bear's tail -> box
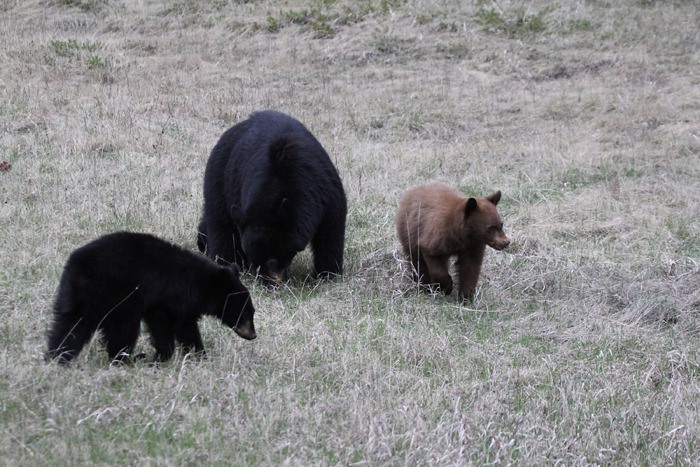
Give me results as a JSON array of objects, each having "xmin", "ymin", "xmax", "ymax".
[{"xmin": 268, "ymin": 133, "xmax": 305, "ymax": 167}]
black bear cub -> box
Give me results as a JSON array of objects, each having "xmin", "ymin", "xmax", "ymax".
[
  {"xmin": 46, "ymin": 232, "xmax": 257, "ymax": 365},
  {"xmin": 197, "ymin": 110, "xmax": 347, "ymax": 285}
]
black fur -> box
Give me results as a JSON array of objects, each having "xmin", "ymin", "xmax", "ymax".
[
  {"xmin": 46, "ymin": 232, "xmax": 257, "ymax": 365},
  {"xmin": 197, "ymin": 110, "xmax": 347, "ymax": 282}
]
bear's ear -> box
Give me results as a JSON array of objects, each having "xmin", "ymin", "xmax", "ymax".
[
  {"xmin": 465, "ymin": 197, "xmax": 479, "ymax": 217},
  {"xmin": 486, "ymin": 191, "xmax": 502, "ymax": 206}
]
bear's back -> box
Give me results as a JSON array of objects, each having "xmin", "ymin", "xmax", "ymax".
[
  {"xmin": 222, "ymin": 111, "xmax": 335, "ymax": 186},
  {"xmin": 398, "ymin": 183, "xmax": 466, "ymax": 228},
  {"xmin": 397, "ymin": 183, "xmax": 467, "ymax": 253},
  {"xmin": 67, "ymin": 232, "xmax": 217, "ymax": 285}
]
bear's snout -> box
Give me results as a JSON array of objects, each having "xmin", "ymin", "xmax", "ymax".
[
  {"xmin": 255, "ymin": 259, "xmax": 286, "ymax": 289},
  {"xmin": 489, "ymin": 237, "xmax": 511, "ymax": 251},
  {"xmin": 235, "ymin": 320, "xmax": 257, "ymax": 340}
]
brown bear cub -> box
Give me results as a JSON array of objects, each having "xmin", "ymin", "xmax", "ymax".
[{"xmin": 396, "ymin": 183, "xmax": 511, "ymax": 301}]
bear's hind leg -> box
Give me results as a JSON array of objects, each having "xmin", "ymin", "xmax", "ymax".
[
  {"xmin": 46, "ymin": 313, "xmax": 93, "ymax": 364},
  {"xmin": 46, "ymin": 281, "xmax": 96, "ymax": 364},
  {"xmin": 409, "ymin": 249, "xmax": 430, "ymax": 283},
  {"xmin": 423, "ymin": 254, "xmax": 453, "ymax": 295}
]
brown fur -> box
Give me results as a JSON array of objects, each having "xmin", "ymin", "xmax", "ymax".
[{"xmin": 396, "ymin": 183, "xmax": 511, "ymax": 301}]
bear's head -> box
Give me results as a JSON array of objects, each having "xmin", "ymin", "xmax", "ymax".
[
  {"xmin": 217, "ymin": 264, "xmax": 257, "ymax": 340},
  {"xmin": 464, "ymin": 191, "xmax": 511, "ymax": 251},
  {"xmin": 231, "ymin": 198, "xmax": 306, "ymax": 286}
]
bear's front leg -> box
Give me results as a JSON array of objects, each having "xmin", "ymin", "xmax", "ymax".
[
  {"xmin": 145, "ymin": 311, "xmax": 177, "ymax": 363},
  {"xmin": 312, "ymin": 214, "xmax": 345, "ymax": 279},
  {"xmin": 101, "ymin": 315, "xmax": 141, "ymax": 365},
  {"xmin": 456, "ymin": 249, "xmax": 485, "ymax": 301},
  {"xmin": 423, "ymin": 254, "xmax": 453, "ymax": 295},
  {"xmin": 206, "ymin": 219, "xmax": 249, "ymax": 268},
  {"xmin": 175, "ymin": 318, "xmax": 206, "ymax": 357}
]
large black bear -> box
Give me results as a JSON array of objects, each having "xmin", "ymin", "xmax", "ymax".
[
  {"xmin": 46, "ymin": 232, "xmax": 257, "ymax": 365},
  {"xmin": 197, "ymin": 110, "xmax": 347, "ymax": 285}
]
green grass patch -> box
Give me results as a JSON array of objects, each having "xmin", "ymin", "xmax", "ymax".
[{"xmin": 476, "ymin": 6, "xmax": 549, "ymax": 37}]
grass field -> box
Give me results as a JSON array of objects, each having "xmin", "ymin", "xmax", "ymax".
[{"xmin": 1, "ymin": 0, "xmax": 699, "ymax": 464}]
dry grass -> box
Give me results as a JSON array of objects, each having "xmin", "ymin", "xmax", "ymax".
[{"xmin": 1, "ymin": 0, "xmax": 699, "ymax": 464}]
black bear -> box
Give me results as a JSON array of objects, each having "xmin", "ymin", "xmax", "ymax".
[
  {"xmin": 197, "ymin": 110, "xmax": 347, "ymax": 285},
  {"xmin": 46, "ymin": 232, "xmax": 257, "ymax": 365}
]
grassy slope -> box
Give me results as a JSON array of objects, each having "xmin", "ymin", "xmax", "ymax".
[{"xmin": 1, "ymin": 0, "xmax": 699, "ymax": 464}]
